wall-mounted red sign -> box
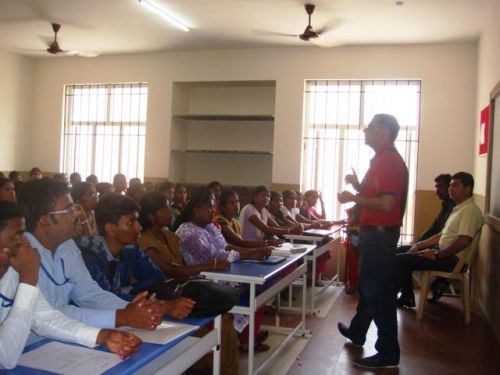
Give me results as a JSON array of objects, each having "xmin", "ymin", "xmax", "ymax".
[{"xmin": 479, "ymin": 105, "xmax": 489, "ymax": 155}]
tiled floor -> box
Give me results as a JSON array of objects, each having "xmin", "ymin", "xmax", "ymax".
[{"xmin": 287, "ymin": 290, "xmax": 500, "ymax": 375}]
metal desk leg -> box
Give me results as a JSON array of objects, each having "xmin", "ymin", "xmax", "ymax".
[
  {"xmin": 248, "ymin": 283, "xmax": 256, "ymax": 375},
  {"xmin": 310, "ymin": 252, "xmax": 316, "ymax": 314},
  {"xmin": 213, "ymin": 315, "xmax": 221, "ymax": 375},
  {"xmin": 302, "ymin": 261, "xmax": 307, "ymax": 329}
]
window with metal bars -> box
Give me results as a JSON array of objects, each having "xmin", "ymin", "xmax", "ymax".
[
  {"xmin": 61, "ymin": 83, "xmax": 148, "ymax": 183},
  {"xmin": 302, "ymin": 80, "xmax": 421, "ymax": 243}
]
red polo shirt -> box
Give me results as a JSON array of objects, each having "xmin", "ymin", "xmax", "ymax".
[{"xmin": 359, "ymin": 146, "xmax": 408, "ymax": 226}]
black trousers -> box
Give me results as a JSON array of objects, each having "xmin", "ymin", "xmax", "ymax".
[{"xmin": 394, "ymin": 253, "xmax": 458, "ymax": 298}]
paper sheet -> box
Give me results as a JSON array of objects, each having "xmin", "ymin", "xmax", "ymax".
[
  {"xmin": 18, "ymin": 341, "xmax": 122, "ymax": 375},
  {"xmin": 119, "ymin": 321, "xmax": 198, "ymax": 345}
]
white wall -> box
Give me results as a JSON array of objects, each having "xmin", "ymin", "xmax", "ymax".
[
  {"xmin": 474, "ymin": 0, "xmax": 500, "ymax": 197},
  {"xmin": 30, "ymin": 43, "xmax": 477, "ymax": 187},
  {"xmin": 0, "ymin": 50, "xmax": 34, "ymax": 170}
]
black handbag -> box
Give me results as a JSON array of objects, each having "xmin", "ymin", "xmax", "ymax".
[{"xmin": 147, "ymin": 277, "xmax": 240, "ymax": 318}]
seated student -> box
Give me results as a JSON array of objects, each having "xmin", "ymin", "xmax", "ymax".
[
  {"xmin": 75, "ymin": 193, "xmax": 194, "ymax": 319},
  {"xmin": 53, "ymin": 173, "xmax": 69, "ymax": 184},
  {"xmin": 396, "ymin": 174, "xmax": 455, "ymax": 300},
  {"xmin": 281, "ymin": 190, "xmax": 325, "ymax": 228},
  {"xmin": 395, "ymin": 172, "xmax": 483, "ymax": 308},
  {"xmin": 113, "ymin": 173, "xmax": 127, "ymax": 195},
  {"xmin": 69, "ymin": 172, "xmax": 82, "ymax": 186},
  {"xmin": 267, "ymin": 191, "xmax": 290, "ymax": 226},
  {"xmin": 175, "ymin": 188, "xmax": 271, "ymax": 352},
  {"xmin": 157, "ymin": 181, "xmax": 175, "ymax": 204},
  {"xmin": 215, "ymin": 189, "xmax": 282, "ymax": 249},
  {"xmin": 138, "ymin": 191, "xmax": 226, "ymax": 277},
  {"xmin": 126, "ymin": 183, "xmax": 146, "ymax": 205},
  {"xmin": 29, "ymin": 167, "xmax": 42, "ymax": 181},
  {"xmin": 9, "ymin": 171, "xmax": 23, "ymax": 184},
  {"xmin": 71, "ymin": 182, "xmax": 99, "ymax": 236},
  {"xmin": 0, "ymin": 201, "xmax": 141, "ymax": 369},
  {"xmin": 17, "ymin": 178, "xmax": 164, "ymax": 330},
  {"xmin": 277, "ymin": 189, "xmax": 333, "ymax": 283},
  {"xmin": 398, "ymin": 174, "xmax": 455, "ymax": 254},
  {"xmin": 138, "ymin": 191, "xmax": 242, "ymax": 375},
  {"xmin": 96, "ymin": 182, "xmax": 114, "ymax": 197},
  {"xmin": 170, "ymin": 183, "xmax": 189, "ymax": 216},
  {"xmin": 86, "ymin": 174, "xmax": 99, "ymax": 185},
  {"xmin": 143, "ymin": 181, "xmax": 155, "ymax": 193},
  {"xmin": 129, "ymin": 177, "xmax": 142, "ymax": 188},
  {"xmin": 170, "ymin": 183, "xmax": 189, "ymax": 228},
  {"xmin": 0, "ymin": 178, "xmax": 17, "ymax": 203},
  {"xmin": 300, "ymin": 189, "xmax": 335, "ymax": 226},
  {"xmin": 208, "ymin": 181, "xmax": 223, "ymax": 215},
  {"xmin": 176, "ymin": 188, "xmax": 270, "ymax": 265},
  {"xmin": 239, "ymin": 186, "xmax": 302, "ymax": 241}
]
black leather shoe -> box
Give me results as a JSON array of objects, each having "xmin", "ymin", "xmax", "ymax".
[
  {"xmin": 337, "ymin": 322, "xmax": 364, "ymax": 347},
  {"xmin": 429, "ymin": 280, "xmax": 448, "ymax": 303},
  {"xmin": 353, "ymin": 354, "xmax": 398, "ymax": 369},
  {"xmin": 396, "ymin": 295, "xmax": 415, "ymax": 308}
]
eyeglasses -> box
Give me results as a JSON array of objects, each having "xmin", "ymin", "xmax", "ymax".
[{"xmin": 48, "ymin": 204, "xmax": 79, "ymax": 217}]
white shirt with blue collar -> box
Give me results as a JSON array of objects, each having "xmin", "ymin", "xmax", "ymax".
[
  {"xmin": 24, "ymin": 233, "xmax": 128, "ymax": 328},
  {"xmin": 0, "ymin": 267, "xmax": 99, "ymax": 369}
]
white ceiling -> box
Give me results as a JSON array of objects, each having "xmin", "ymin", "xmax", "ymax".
[{"xmin": 0, "ymin": 0, "xmax": 494, "ymax": 58}]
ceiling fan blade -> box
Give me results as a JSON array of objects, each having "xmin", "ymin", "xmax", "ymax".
[
  {"xmin": 38, "ymin": 35, "xmax": 54, "ymax": 47},
  {"xmin": 251, "ymin": 29, "xmax": 297, "ymax": 38},
  {"xmin": 315, "ymin": 17, "xmax": 344, "ymax": 36}
]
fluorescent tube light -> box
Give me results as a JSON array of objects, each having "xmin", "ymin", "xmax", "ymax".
[{"xmin": 138, "ymin": 0, "xmax": 190, "ymax": 32}]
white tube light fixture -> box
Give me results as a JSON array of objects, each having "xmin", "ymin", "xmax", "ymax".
[{"xmin": 138, "ymin": 0, "xmax": 190, "ymax": 32}]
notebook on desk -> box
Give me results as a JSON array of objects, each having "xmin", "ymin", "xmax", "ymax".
[{"xmin": 271, "ymin": 242, "xmax": 308, "ymax": 256}]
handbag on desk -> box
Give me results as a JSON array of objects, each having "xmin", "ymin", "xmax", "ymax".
[{"xmin": 146, "ymin": 277, "xmax": 240, "ymax": 318}]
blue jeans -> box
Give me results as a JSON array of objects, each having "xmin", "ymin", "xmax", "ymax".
[{"xmin": 348, "ymin": 230, "xmax": 400, "ymax": 363}]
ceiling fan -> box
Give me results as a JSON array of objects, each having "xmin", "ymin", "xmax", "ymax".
[
  {"xmin": 253, "ymin": 3, "xmax": 341, "ymax": 47},
  {"xmin": 43, "ymin": 22, "xmax": 98, "ymax": 57},
  {"xmin": 299, "ymin": 4, "xmax": 321, "ymax": 41}
]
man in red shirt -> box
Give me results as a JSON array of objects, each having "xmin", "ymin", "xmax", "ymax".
[{"xmin": 337, "ymin": 113, "xmax": 408, "ymax": 369}]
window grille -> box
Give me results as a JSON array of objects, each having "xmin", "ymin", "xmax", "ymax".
[
  {"xmin": 302, "ymin": 80, "xmax": 421, "ymax": 243},
  {"xmin": 62, "ymin": 83, "xmax": 148, "ymax": 182}
]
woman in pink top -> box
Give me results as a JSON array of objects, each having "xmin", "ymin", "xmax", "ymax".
[{"xmin": 300, "ymin": 190, "xmax": 336, "ymax": 227}]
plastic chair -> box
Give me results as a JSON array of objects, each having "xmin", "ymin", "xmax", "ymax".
[{"xmin": 416, "ymin": 231, "xmax": 481, "ymax": 324}]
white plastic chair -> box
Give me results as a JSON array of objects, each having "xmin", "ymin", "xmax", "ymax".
[{"xmin": 417, "ymin": 231, "xmax": 481, "ymax": 324}]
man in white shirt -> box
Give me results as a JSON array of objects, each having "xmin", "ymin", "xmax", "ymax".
[
  {"xmin": 394, "ymin": 172, "xmax": 483, "ymax": 307},
  {"xmin": 0, "ymin": 201, "xmax": 140, "ymax": 369},
  {"xmin": 17, "ymin": 178, "xmax": 166, "ymax": 330}
]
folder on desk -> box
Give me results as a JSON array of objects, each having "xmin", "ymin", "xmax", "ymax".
[{"xmin": 241, "ymin": 255, "xmax": 287, "ymax": 265}]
